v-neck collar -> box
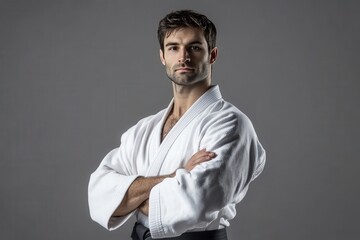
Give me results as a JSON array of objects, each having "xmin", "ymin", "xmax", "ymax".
[{"xmin": 146, "ymin": 85, "xmax": 222, "ymax": 176}]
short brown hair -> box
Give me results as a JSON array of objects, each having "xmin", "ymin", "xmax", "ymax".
[{"xmin": 158, "ymin": 10, "xmax": 217, "ymax": 53}]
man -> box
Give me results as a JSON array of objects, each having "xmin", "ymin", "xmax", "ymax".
[{"xmin": 88, "ymin": 10, "xmax": 266, "ymax": 240}]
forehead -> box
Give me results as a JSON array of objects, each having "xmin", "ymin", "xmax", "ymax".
[{"xmin": 164, "ymin": 27, "xmax": 207, "ymax": 45}]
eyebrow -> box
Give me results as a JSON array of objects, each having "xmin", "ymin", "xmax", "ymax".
[{"xmin": 165, "ymin": 41, "xmax": 204, "ymax": 47}]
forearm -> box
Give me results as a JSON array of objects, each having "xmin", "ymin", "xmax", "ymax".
[
  {"xmin": 112, "ymin": 174, "xmax": 173, "ymax": 217},
  {"xmin": 117, "ymin": 150, "xmax": 214, "ymax": 217}
]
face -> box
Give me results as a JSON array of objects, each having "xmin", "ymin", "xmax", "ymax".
[{"xmin": 160, "ymin": 27, "xmax": 217, "ymax": 87}]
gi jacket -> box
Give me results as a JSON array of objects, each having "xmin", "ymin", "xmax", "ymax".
[{"xmin": 88, "ymin": 85, "xmax": 266, "ymax": 238}]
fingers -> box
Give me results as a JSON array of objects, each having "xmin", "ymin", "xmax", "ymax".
[
  {"xmin": 192, "ymin": 151, "xmax": 216, "ymax": 165},
  {"xmin": 184, "ymin": 148, "xmax": 217, "ymax": 171},
  {"xmin": 193, "ymin": 148, "xmax": 216, "ymax": 159}
]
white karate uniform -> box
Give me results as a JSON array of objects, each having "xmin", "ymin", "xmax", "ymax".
[{"xmin": 88, "ymin": 85, "xmax": 266, "ymax": 239}]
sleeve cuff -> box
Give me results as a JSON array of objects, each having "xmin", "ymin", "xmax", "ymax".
[
  {"xmin": 107, "ymin": 174, "xmax": 140, "ymax": 230},
  {"xmin": 89, "ymin": 173, "xmax": 140, "ymax": 230},
  {"xmin": 148, "ymin": 183, "xmax": 166, "ymax": 238}
]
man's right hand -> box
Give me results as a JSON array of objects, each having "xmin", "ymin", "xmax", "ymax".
[{"xmin": 184, "ymin": 148, "xmax": 216, "ymax": 172}]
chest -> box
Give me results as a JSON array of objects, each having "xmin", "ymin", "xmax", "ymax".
[
  {"xmin": 159, "ymin": 121, "xmax": 201, "ymax": 174},
  {"xmin": 133, "ymin": 109, "xmax": 211, "ymax": 175},
  {"xmin": 161, "ymin": 115, "xmax": 179, "ymax": 142}
]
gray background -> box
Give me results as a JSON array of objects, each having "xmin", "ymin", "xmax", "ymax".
[{"xmin": 1, "ymin": 0, "xmax": 359, "ymax": 239}]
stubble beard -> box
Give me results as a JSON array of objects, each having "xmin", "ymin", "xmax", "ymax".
[
  {"xmin": 166, "ymin": 64, "xmax": 210, "ymax": 87},
  {"xmin": 167, "ymin": 73, "xmax": 197, "ymax": 86}
]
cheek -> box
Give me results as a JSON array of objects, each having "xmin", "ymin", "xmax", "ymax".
[
  {"xmin": 194, "ymin": 53, "xmax": 210, "ymax": 63},
  {"xmin": 163, "ymin": 55, "xmax": 176, "ymax": 66},
  {"xmin": 196, "ymin": 57, "xmax": 211, "ymax": 68},
  {"xmin": 165, "ymin": 62, "xmax": 173, "ymax": 73}
]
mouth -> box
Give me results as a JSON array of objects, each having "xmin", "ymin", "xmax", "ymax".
[{"xmin": 175, "ymin": 67, "xmax": 194, "ymax": 72}]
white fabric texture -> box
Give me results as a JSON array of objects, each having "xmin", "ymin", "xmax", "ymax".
[{"xmin": 88, "ymin": 85, "xmax": 266, "ymax": 238}]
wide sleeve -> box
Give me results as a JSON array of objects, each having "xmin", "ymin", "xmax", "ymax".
[
  {"xmin": 148, "ymin": 110, "xmax": 266, "ymax": 238},
  {"xmin": 88, "ymin": 127, "xmax": 140, "ymax": 230}
]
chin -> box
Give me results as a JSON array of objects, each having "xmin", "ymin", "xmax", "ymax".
[{"xmin": 173, "ymin": 80, "xmax": 207, "ymax": 87}]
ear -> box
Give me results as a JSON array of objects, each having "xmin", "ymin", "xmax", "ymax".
[
  {"xmin": 209, "ymin": 47, "xmax": 218, "ymax": 64},
  {"xmin": 160, "ymin": 49, "xmax": 165, "ymax": 65}
]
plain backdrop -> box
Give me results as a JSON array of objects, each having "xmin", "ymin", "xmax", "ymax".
[{"xmin": 1, "ymin": 0, "xmax": 359, "ymax": 239}]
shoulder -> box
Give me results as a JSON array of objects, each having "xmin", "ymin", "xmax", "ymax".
[
  {"xmin": 200, "ymin": 100, "xmax": 255, "ymax": 136},
  {"xmin": 198, "ymin": 99, "xmax": 260, "ymax": 153}
]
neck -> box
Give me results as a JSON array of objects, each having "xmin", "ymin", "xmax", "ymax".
[{"xmin": 171, "ymin": 80, "xmax": 211, "ymax": 118}]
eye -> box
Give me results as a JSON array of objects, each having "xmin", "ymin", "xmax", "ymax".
[
  {"xmin": 168, "ymin": 46, "xmax": 178, "ymax": 51},
  {"xmin": 190, "ymin": 46, "xmax": 202, "ymax": 51}
]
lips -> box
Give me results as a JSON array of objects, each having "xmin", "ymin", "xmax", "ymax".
[{"xmin": 175, "ymin": 67, "xmax": 194, "ymax": 72}]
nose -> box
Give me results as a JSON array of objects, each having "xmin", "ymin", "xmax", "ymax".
[{"xmin": 178, "ymin": 49, "xmax": 191, "ymax": 63}]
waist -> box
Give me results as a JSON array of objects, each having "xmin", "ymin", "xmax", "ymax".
[{"xmin": 131, "ymin": 222, "xmax": 228, "ymax": 240}]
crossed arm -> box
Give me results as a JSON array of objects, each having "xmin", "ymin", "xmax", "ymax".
[{"xmin": 112, "ymin": 149, "xmax": 216, "ymax": 217}]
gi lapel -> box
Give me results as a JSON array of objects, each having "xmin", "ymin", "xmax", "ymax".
[{"xmin": 145, "ymin": 86, "xmax": 222, "ymax": 177}]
